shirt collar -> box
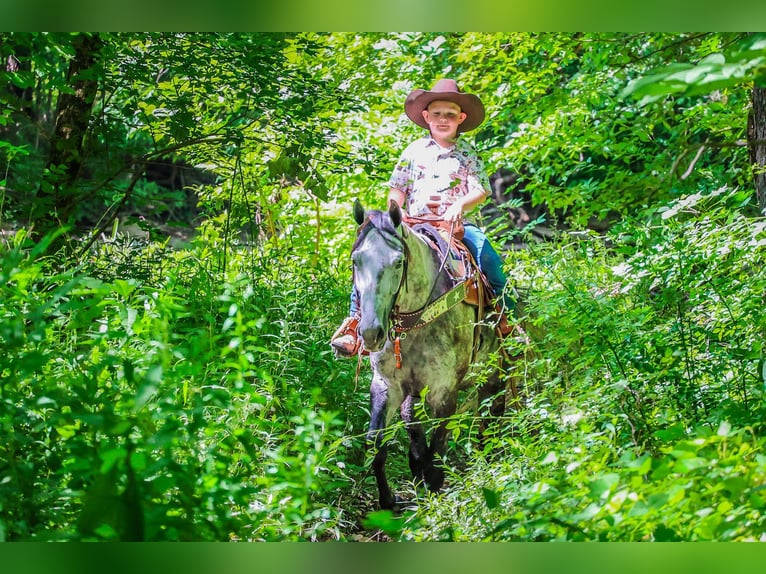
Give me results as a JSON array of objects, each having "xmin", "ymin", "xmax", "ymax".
[{"xmin": 426, "ymin": 134, "xmax": 457, "ymax": 151}]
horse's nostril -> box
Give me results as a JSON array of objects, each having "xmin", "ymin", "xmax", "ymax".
[{"xmin": 361, "ymin": 325, "xmax": 385, "ymax": 350}]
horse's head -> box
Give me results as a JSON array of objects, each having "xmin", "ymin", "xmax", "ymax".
[{"xmin": 351, "ymin": 200, "xmax": 406, "ymax": 352}]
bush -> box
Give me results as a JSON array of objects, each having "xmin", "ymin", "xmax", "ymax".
[{"xmin": 0, "ymin": 230, "xmax": 360, "ymax": 541}]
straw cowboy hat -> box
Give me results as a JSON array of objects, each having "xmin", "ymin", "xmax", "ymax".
[{"xmin": 404, "ymin": 79, "xmax": 486, "ymax": 133}]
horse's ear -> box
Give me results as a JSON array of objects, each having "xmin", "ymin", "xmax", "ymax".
[
  {"xmin": 353, "ymin": 199, "xmax": 365, "ymax": 225},
  {"xmin": 388, "ymin": 200, "xmax": 402, "ymax": 228}
]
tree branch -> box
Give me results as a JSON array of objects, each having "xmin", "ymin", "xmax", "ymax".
[{"xmin": 680, "ymin": 140, "xmax": 708, "ymax": 180}]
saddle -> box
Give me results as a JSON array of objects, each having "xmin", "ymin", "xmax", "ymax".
[{"xmin": 403, "ymin": 214, "xmax": 494, "ymax": 310}]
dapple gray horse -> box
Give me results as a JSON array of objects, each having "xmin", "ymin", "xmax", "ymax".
[{"xmin": 351, "ymin": 200, "xmax": 509, "ymax": 510}]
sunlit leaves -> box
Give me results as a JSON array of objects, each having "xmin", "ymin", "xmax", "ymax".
[
  {"xmin": 622, "ymin": 34, "xmax": 766, "ymax": 104},
  {"xmin": 395, "ymin": 185, "xmax": 766, "ymax": 542}
]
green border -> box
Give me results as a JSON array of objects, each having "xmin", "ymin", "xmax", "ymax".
[
  {"xmin": 2, "ymin": 6, "xmax": 766, "ymax": 573},
  {"xmin": 2, "ymin": 542, "xmax": 766, "ymax": 574},
  {"xmin": 0, "ymin": 0, "xmax": 765, "ymax": 31}
]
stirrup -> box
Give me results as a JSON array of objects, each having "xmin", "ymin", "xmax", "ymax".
[
  {"xmin": 330, "ymin": 316, "xmax": 361, "ymax": 357},
  {"xmin": 486, "ymin": 306, "xmax": 513, "ymax": 338}
]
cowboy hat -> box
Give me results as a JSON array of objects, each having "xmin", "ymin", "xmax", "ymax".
[{"xmin": 405, "ymin": 79, "xmax": 485, "ymax": 133}]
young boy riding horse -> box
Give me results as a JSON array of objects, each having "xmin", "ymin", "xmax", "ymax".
[{"xmin": 331, "ymin": 79, "xmax": 514, "ymax": 356}]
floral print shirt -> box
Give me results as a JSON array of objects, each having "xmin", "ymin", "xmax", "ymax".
[{"xmin": 387, "ymin": 135, "xmax": 490, "ymax": 220}]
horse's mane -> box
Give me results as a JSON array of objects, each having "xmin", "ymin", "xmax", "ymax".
[
  {"xmin": 352, "ymin": 211, "xmax": 452, "ymax": 273},
  {"xmin": 410, "ymin": 222, "xmax": 450, "ymax": 258}
]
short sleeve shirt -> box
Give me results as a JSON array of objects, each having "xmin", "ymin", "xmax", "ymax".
[{"xmin": 387, "ymin": 135, "xmax": 490, "ymax": 219}]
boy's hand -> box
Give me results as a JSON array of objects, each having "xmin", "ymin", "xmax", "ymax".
[{"xmin": 442, "ymin": 201, "xmax": 463, "ymax": 222}]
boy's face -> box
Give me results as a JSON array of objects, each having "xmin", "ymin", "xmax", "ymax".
[{"xmin": 422, "ymin": 100, "xmax": 466, "ymax": 140}]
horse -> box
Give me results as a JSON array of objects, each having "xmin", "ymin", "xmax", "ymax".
[{"xmin": 351, "ymin": 199, "xmax": 512, "ymax": 510}]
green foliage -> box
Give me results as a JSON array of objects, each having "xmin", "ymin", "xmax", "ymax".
[
  {"xmin": 622, "ymin": 34, "xmax": 766, "ymax": 103},
  {"xmin": 404, "ymin": 421, "xmax": 766, "ymax": 541},
  {"xmin": 0, "ymin": 229, "xmax": 362, "ymax": 540}
]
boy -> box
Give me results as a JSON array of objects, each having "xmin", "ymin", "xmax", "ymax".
[{"xmin": 331, "ymin": 79, "xmax": 513, "ymax": 356}]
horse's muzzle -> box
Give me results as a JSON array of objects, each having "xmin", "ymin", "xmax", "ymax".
[{"xmin": 360, "ymin": 321, "xmax": 387, "ymax": 352}]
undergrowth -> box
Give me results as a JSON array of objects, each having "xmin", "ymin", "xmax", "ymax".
[
  {"xmin": 0, "ymin": 226, "xmax": 366, "ymax": 541},
  {"xmin": 2, "ymin": 186, "xmax": 765, "ymax": 541}
]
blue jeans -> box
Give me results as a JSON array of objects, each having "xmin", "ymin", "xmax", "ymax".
[
  {"xmin": 463, "ymin": 223, "xmax": 514, "ymax": 313},
  {"xmin": 348, "ymin": 223, "xmax": 513, "ymax": 316}
]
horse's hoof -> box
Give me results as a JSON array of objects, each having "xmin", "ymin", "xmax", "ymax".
[
  {"xmin": 425, "ymin": 468, "xmax": 445, "ymax": 492},
  {"xmin": 379, "ymin": 495, "xmax": 411, "ymax": 512}
]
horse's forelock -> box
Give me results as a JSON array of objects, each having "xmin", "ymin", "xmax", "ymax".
[{"xmin": 352, "ymin": 209, "xmax": 402, "ymax": 253}]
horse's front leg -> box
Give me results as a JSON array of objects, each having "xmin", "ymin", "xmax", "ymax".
[
  {"xmin": 400, "ymin": 395, "xmax": 428, "ymax": 484},
  {"xmin": 367, "ymin": 376, "xmax": 396, "ymax": 510},
  {"xmin": 423, "ymin": 395, "xmax": 457, "ymax": 492}
]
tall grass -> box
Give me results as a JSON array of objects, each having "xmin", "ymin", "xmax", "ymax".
[{"xmin": 0, "ymin": 224, "xmax": 365, "ymax": 541}]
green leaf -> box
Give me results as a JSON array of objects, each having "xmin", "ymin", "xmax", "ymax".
[
  {"xmin": 654, "ymin": 424, "xmax": 686, "ymax": 442},
  {"xmin": 674, "ymin": 456, "xmax": 706, "ymax": 474},
  {"xmin": 623, "ymin": 454, "xmax": 652, "ymax": 474},
  {"xmin": 482, "ymin": 487, "xmax": 499, "ymax": 510},
  {"xmin": 588, "ymin": 473, "xmax": 620, "ymax": 499},
  {"xmin": 573, "ymin": 502, "xmax": 602, "ymax": 522},
  {"xmin": 362, "ymin": 510, "xmax": 407, "ymax": 536},
  {"xmin": 647, "ymin": 492, "xmax": 669, "ymax": 510},
  {"xmin": 133, "ymin": 365, "xmax": 163, "ymax": 411},
  {"xmin": 55, "ymin": 424, "xmax": 79, "ymax": 439}
]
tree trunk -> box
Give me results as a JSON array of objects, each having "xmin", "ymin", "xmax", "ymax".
[
  {"xmin": 748, "ymin": 84, "xmax": 766, "ymax": 213},
  {"xmin": 35, "ymin": 32, "xmax": 103, "ymax": 235}
]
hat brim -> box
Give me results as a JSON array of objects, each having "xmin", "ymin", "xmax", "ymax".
[{"xmin": 405, "ymin": 89, "xmax": 485, "ymax": 133}]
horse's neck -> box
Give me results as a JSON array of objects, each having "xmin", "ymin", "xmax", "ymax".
[{"xmin": 399, "ymin": 231, "xmax": 449, "ymax": 312}]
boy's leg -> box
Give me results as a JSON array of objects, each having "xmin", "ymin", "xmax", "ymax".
[{"xmin": 462, "ymin": 224, "xmax": 515, "ymax": 313}]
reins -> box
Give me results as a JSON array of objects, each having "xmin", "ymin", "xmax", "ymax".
[
  {"xmin": 392, "ymin": 218, "xmax": 453, "ymax": 369},
  {"xmin": 390, "ymin": 216, "xmax": 477, "ymax": 367},
  {"xmin": 402, "ymin": 215, "xmax": 458, "ymax": 312}
]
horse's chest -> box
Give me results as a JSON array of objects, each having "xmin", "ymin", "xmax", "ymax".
[{"xmin": 372, "ymin": 329, "xmax": 471, "ymax": 387}]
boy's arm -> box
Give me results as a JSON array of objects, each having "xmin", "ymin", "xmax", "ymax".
[
  {"xmin": 440, "ymin": 142, "xmax": 491, "ymax": 222},
  {"xmin": 390, "ymin": 183, "xmax": 487, "ymax": 222}
]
